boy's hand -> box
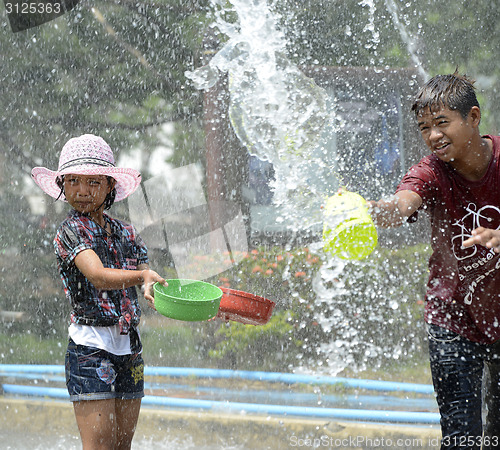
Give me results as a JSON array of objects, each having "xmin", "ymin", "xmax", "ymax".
[
  {"xmin": 367, "ymin": 190, "xmax": 422, "ymax": 228},
  {"xmin": 462, "ymin": 227, "xmax": 500, "ymax": 253},
  {"xmin": 141, "ymin": 269, "xmax": 167, "ymax": 310},
  {"xmin": 367, "ymin": 198, "xmax": 404, "ymax": 228}
]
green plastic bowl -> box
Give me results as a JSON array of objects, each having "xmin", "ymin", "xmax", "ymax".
[{"xmin": 153, "ymin": 279, "xmax": 223, "ymax": 321}]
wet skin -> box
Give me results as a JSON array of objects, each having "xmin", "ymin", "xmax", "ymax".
[
  {"xmin": 369, "ymin": 106, "xmax": 494, "ymax": 232},
  {"xmin": 417, "ymin": 105, "xmax": 490, "ymax": 181},
  {"xmin": 417, "ymin": 106, "xmax": 500, "ymax": 251},
  {"xmin": 63, "ymin": 174, "xmax": 115, "ymax": 228}
]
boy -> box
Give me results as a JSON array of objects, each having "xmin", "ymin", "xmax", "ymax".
[{"xmin": 369, "ymin": 72, "xmax": 500, "ymax": 449}]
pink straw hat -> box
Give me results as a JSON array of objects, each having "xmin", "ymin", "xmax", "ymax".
[{"xmin": 31, "ymin": 134, "xmax": 141, "ymax": 202}]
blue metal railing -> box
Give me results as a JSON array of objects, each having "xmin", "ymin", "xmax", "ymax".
[{"xmin": 0, "ymin": 364, "xmax": 439, "ymax": 424}]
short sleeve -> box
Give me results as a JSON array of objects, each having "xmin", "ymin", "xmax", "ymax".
[
  {"xmin": 396, "ymin": 157, "xmax": 440, "ymax": 207},
  {"xmin": 54, "ymin": 220, "xmax": 93, "ymax": 267}
]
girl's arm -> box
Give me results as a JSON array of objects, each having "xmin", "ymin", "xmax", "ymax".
[
  {"xmin": 367, "ymin": 190, "xmax": 423, "ymax": 228},
  {"xmin": 74, "ymin": 249, "xmax": 166, "ymax": 304}
]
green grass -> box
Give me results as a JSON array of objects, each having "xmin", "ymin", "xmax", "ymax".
[
  {"xmin": 340, "ymin": 357, "xmax": 433, "ymax": 385},
  {"xmin": 140, "ymin": 322, "xmax": 204, "ymax": 367},
  {"xmin": 0, "ymin": 324, "xmax": 203, "ymax": 367},
  {"xmin": 0, "ymin": 333, "xmax": 67, "ymax": 365},
  {"xmin": 0, "ymin": 327, "xmax": 433, "ymax": 390}
]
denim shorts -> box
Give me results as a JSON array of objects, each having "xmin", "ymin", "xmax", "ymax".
[{"xmin": 65, "ymin": 338, "xmax": 145, "ymax": 402}]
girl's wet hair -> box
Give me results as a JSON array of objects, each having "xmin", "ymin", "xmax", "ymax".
[
  {"xmin": 55, "ymin": 176, "xmax": 65, "ymax": 201},
  {"xmin": 55, "ymin": 175, "xmax": 117, "ymax": 210},
  {"xmin": 412, "ymin": 70, "xmax": 480, "ymax": 118}
]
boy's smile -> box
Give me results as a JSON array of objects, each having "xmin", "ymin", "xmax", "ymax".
[
  {"xmin": 417, "ymin": 107, "xmax": 474, "ymax": 162},
  {"xmin": 416, "ymin": 105, "xmax": 490, "ymax": 180}
]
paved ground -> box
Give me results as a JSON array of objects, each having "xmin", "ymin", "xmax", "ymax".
[{"xmin": 0, "ymin": 397, "xmax": 441, "ymax": 449}]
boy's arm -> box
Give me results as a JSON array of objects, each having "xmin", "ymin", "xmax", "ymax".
[{"xmin": 367, "ymin": 190, "xmax": 423, "ymax": 228}]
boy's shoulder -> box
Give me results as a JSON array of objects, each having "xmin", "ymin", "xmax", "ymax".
[
  {"xmin": 485, "ymin": 134, "xmax": 500, "ymax": 152},
  {"xmin": 406, "ymin": 153, "xmax": 443, "ymax": 177}
]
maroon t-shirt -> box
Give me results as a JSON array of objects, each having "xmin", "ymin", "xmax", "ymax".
[{"xmin": 397, "ymin": 135, "xmax": 500, "ymax": 344}]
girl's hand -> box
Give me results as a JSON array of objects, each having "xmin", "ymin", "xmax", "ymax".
[
  {"xmin": 141, "ymin": 269, "xmax": 167, "ymax": 310},
  {"xmin": 462, "ymin": 227, "xmax": 500, "ymax": 253}
]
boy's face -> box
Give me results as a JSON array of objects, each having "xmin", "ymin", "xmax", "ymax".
[
  {"xmin": 416, "ymin": 105, "xmax": 478, "ymax": 163},
  {"xmin": 63, "ymin": 174, "xmax": 114, "ymax": 214}
]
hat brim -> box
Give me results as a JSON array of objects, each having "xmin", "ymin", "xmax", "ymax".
[{"xmin": 31, "ymin": 165, "xmax": 141, "ymax": 202}]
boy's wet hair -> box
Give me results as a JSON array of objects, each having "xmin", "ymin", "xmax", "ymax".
[{"xmin": 412, "ymin": 70, "xmax": 480, "ymax": 118}]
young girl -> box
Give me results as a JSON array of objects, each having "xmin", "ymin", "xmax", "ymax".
[{"xmin": 31, "ymin": 134, "xmax": 166, "ymax": 449}]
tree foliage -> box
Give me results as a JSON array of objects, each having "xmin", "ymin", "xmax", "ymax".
[
  {"xmin": 1, "ymin": 0, "xmax": 209, "ymax": 179},
  {"xmin": 271, "ymin": 0, "xmax": 500, "ymax": 131},
  {"xmin": 2, "ymin": 0, "xmax": 500, "ymax": 178}
]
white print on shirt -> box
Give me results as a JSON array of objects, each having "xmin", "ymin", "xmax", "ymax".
[
  {"xmin": 459, "ymin": 250, "xmax": 496, "ymax": 277},
  {"xmin": 451, "ymin": 202, "xmax": 500, "ymax": 305},
  {"xmin": 463, "ymin": 257, "xmax": 500, "ymax": 305},
  {"xmin": 451, "ymin": 202, "xmax": 500, "ymax": 261}
]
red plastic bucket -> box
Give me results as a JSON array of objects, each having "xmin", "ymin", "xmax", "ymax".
[{"xmin": 217, "ymin": 288, "xmax": 275, "ymax": 325}]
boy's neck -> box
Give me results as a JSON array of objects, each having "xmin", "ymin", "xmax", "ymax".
[{"xmin": 452, "ymin": 136, "xmax": 492, "ymax": 181}]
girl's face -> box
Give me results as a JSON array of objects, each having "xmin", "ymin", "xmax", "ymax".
[{"xmin": 63, "ymin": 174, "xmax": 114, "ymax": 214}]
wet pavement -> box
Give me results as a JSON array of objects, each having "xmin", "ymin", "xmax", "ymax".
[{"xmin": 0, "ymin": 397, "xmax": 441, "ymax": 449}]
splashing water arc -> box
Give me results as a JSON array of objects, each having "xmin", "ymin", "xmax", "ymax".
[
  {"xmin": 186, "ymin": 0, "xmax": 328, "ymax": 166},
  {"xmin": 183, "ymin": 0, "xmax": 430, "ymax": 376}
]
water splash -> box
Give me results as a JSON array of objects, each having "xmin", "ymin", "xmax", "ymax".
[
  {"xmin": 187, "ymin": 0, "xmax": 426, "ymax": 376},
  {"xmin": 360, "ymin": 0, "xmax": 380, "ymax": 51},
  {"xmin": 186, "ymin": 0, "xmax": 327, "ymax": 164},
  {"xmin": 186, "ymin": 0, "xmax": 329, "ymax": 230},
  {"xmin": 384, "ymin": 0, "xmax": 428, "ymax": 80}
]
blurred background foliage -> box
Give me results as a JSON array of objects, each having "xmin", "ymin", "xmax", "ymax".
[{"xmin": 2, "ymin": 0, "xmax": 500, "ymax": 181}]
